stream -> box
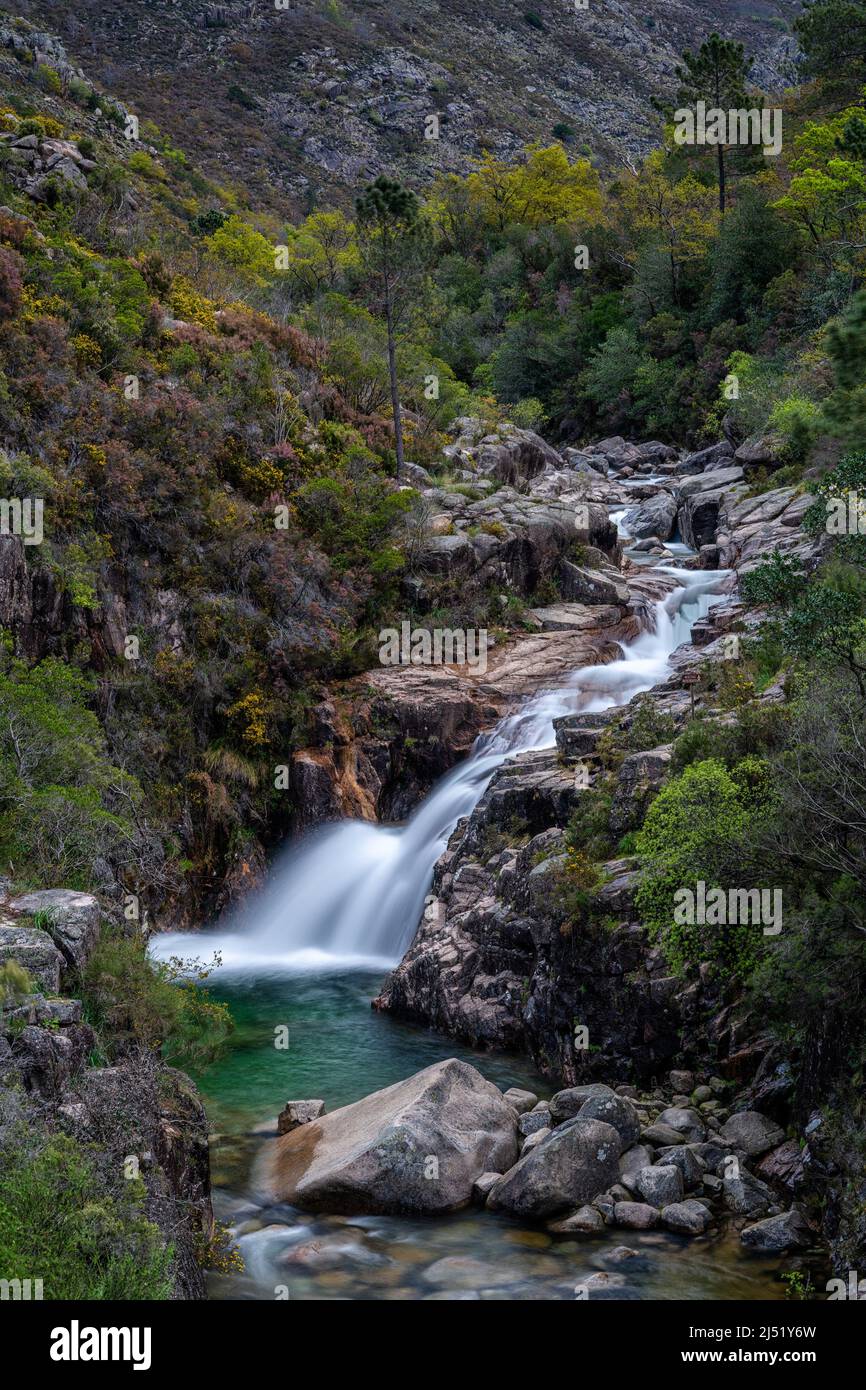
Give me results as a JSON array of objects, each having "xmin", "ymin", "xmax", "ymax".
[{"xmin": 151, "ymin": 520, "xmax": 789, "ymax": 1301}]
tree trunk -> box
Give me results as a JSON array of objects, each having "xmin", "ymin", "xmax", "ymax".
[
  {"xmin": 384, "ymin": 286, "xmax": 404, "ymax": 483},
  {"xmin": 717, "ymin": 143, "xmax": 726, "ymax": 215}
]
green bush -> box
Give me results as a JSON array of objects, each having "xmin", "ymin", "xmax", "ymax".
[
  {"xmin": 0, "ymin": 640, "xmax": 140, "ymax": 888},
  {"xmin": 0, "ymin": 1125, "xmax": 172, "ymax": 1299},
  {"xmin": 82, "ymin": 929, "xmax": 233, "ymax": 1068},
  {"xmin": 635, "ymin": 758, "xmax": 775, "ymax": 976}
]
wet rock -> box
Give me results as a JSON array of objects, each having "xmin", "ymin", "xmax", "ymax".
[
  {"xmin": 656, "ymin": 1106, "xmax": 706, "ymax": 1142},
  {"xmin": 755, "ymin": 1140, "xmax": 807, "ymax": 1193},
  {"xmin": 720, "ymin": 1110, "xmax": 785, "ymax": 1158},
  {"xmin": 619, "ymin": 1144, "xmax": 655, "ymax": 1182},
  {"xmin": 657, "ymin": 1145, "xmax": 706, "ymax": 1189},
  {"xmin": 420, "ymin": 1255, "xmax": 521, "ymax": 1290},
  {"xmin": 577, "ymin": 1092, "xmax": 641, "ymax": 1153},
  {"xmin": 690, "ymin": 1139, "xmax": 730, "ymax": 1171},
  {"xmin": 740, "ymin": 1207, "xmax": 813, "ymax": 1253},
  {"xmin": 502, "ymin": 1087, "xmax": 538, "ymax": 1114},
  {"xmin": 270, "ymin": 1058, "xmax": 520, "ymax": 1214},
  {"xmin": 548, "ymin": 1204, "xmax": 604, "ymax": 1234},
  {"xmin": 558, "ymin": 560, "xmax": 629, "ymax": 607},
  {"xmin": 642, "ymin": 1122, "xmax": 686, "ymax": 1146},
  {"xmin": 722, "ymin": 1172, "xmax": 776, "ymax": 1217},
  {"xmin": 549, "ymin": 1083, "xmax": 615, "ymax": 1124},
  {"xmin": 674, "ymin": 441, "xmax": 733, "ymax": 475},
  {"xmin": 624, "ymin": 491, "xmax": 677, "ymax": 541},
  {"xmin": 519, "ymin": 1102, "xmax": 552, "ymax": 1137},
  {"xmin": 613, "ymin": 1201, "xmax": 659, "ymax": 1230},
  {"xmin": 472, "ymin": 1171, "xmax": 502, "ymax": 1203},
  {"xmin": 669, "ymin": 1070, "xmax": 695, "ymax": 1092},
  {"xmin": 588, "ymin": 437, "xmax": 644, "ymax": 467},
  {"xmin": 661, "ymin": 1199, "xmax": 713, "ymax": 1235},
  {"xmin": 530, "ymin": 602, "xmax": 622, "ymax": 632},
  {"xmin": 277, "ymin": 1099, "xmax": 326, "ymax": 1136},
  {"xmin": 487, "ymin": 1116, "xmax": 621, "ymax": 1219},
  {"xmin": 678, "ymin": 465, "xmax": 745, "ymax": 499},
  {"xmin": 634, "ymin": 1164, "xmax": 683, "ymax": 1208}
]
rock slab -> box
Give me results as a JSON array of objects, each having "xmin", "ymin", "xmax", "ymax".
[{"xmin": 269, "ymin": 1058, "xmax": 519, "ymax": 1215}]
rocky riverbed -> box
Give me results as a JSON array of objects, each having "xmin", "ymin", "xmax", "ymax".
[{"xmin": 194, "ymin": 1054, "xmax": 817, "ymax": 1301}]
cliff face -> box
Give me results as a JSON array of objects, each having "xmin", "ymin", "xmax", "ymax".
[{"xmin": 17, "ymin": 0, "xmax": 798, "ymax": 213}]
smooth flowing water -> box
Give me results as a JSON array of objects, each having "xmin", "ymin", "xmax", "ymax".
[
  {"xmin": 152, "ymin": 566, "xmax": 728, "ymax": 975},
  {"xmin": 152, "ymin": 534, "xmax": 787, "ymax": 1299}
]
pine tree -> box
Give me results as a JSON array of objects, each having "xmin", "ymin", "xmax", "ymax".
[
  {"xmin": 356, "ymin": 176, "xmax": 425, "ymax": 482},
  {"xmin": 796, "ymin": 0, "xmax": 866, "ymax": 85},
  {"xmin": 675, "ymin": 32, "xmax": 749, "ymax": 214}
]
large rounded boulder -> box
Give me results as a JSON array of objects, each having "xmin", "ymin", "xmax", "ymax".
[
  {"xmin": 577, "ymin": 1092, "xmax": 641, "ymax": 1153},
  {"xmin": 268, "ymin": 1058, "xmax": 519, "ymax": 1215},
  {"xmin": 486, "ymin": 1116, "xmax": 621, "ymax": 1219}
]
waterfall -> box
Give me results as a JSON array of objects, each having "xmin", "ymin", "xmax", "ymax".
[{"xmin": 150, "ymin": 567, "xmax": 728, "ymax": 977}]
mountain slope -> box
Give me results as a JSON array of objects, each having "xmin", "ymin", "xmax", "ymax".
[{"xmin": 14, "ymin": 0, "xmax": 799, "ymax": 213}]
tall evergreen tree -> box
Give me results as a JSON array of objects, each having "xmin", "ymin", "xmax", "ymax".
[
  {"xmin": 356, "ymin": 176, "xmax": 425, "ymax": 482},
  {"xmin": 675, "ymin": 32, "xmax": 749, "ymax": 214},
  {"xmin": 796, "ymin": 0, "xmax": 866, "ymax": 85}
]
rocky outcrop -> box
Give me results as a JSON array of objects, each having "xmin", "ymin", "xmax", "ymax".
[
  {"xmin": 624, "ymin": 491, "xmax": 678, "ymax": 541},
  {"xmin": 258, "ymin": 1055, "xmax": 813, "ymax": 1262},
  {"xmin": 0, "ymin": 882, "xmax": 213, "ymax": 1299},
  {"xmin": 11, "ymin": 889, "xmax": 100, "ymax": 975},
  {"xmin": 268, "ymin": 1057, "xmax": 520, "ymax": 1214},
  {"xmin": 60, "ymin": 1059, "xmax": 213, "ymax": 1297}
]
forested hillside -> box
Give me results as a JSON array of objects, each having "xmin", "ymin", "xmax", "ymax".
[{"xmin": 1, "ymin": 0, "xmax": 866, "ymax": 1310}]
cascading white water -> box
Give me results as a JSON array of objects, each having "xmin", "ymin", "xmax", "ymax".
[{"xmin": 151, "ymin": 563, "xmax": 729, "ymax": 977}]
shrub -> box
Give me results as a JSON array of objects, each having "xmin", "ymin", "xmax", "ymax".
[
  {"xmin": 0, "ymin": 1124, "xmax": 172, "ymax": 1299},
  {"xmin": 635, "ymin": 758, "xmax": 774, "ymax": 976},
  {"xmin": 36, "ymin": 64, "xmax": 62, "ymax": 94},
  {"xmin": 227, "ymin": 84, "xmax": 257, "ymax": 110},
  {"xmin": 768, "ymin": 394, "xmax": 820, "ymax": 463},
  {"xmin": 82, "ymin": 928, "xmax": 233, "ymax": 1067},
  {"xmin": 0, "ymin": 248, "xmax": 23, "ymax": 322},
  {"xmin": 169, "ymin": 275, "xmax": 217, "ymax": 330},
  {"xmin": 0, "ymin": 959, "xmax": 32, "ymax": 1008},
  {"xmin": 0, "ymin": 641, "xmax": 141, "ymax": 888}
]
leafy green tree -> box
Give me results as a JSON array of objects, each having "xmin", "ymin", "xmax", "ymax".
[
  {"xmin": 83, "ymin": 929, "xmax": 233, "ymax": 1068},
  {"xmin": 203, "ymin": 213, "xmax": 275, "ymax": 293},
  {"xmin": 356, "ymin": 176, "xmax": 427, "ymax": 481},
  {"xmin": 707, "ymin": 184, "xmax": 800, "ymax": 323},
  {"xmin": 283, "ymin": 209, "xmax": 360, "ymax": 297},
  {"xmin": 674, "ymin": 32, "xmax": 750, "ymax": 213},
  {"xmin": 742, "ymin": 550, "xmax": 866, "ymax": 695},
  {"xmin": 774, "ymin": 109, "xmax": 866, "ymax": 284}
]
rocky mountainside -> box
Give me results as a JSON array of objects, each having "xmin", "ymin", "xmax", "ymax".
[{"xmin": 14, "ymin": 0, "xmax": 798, "ymax": 213}]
